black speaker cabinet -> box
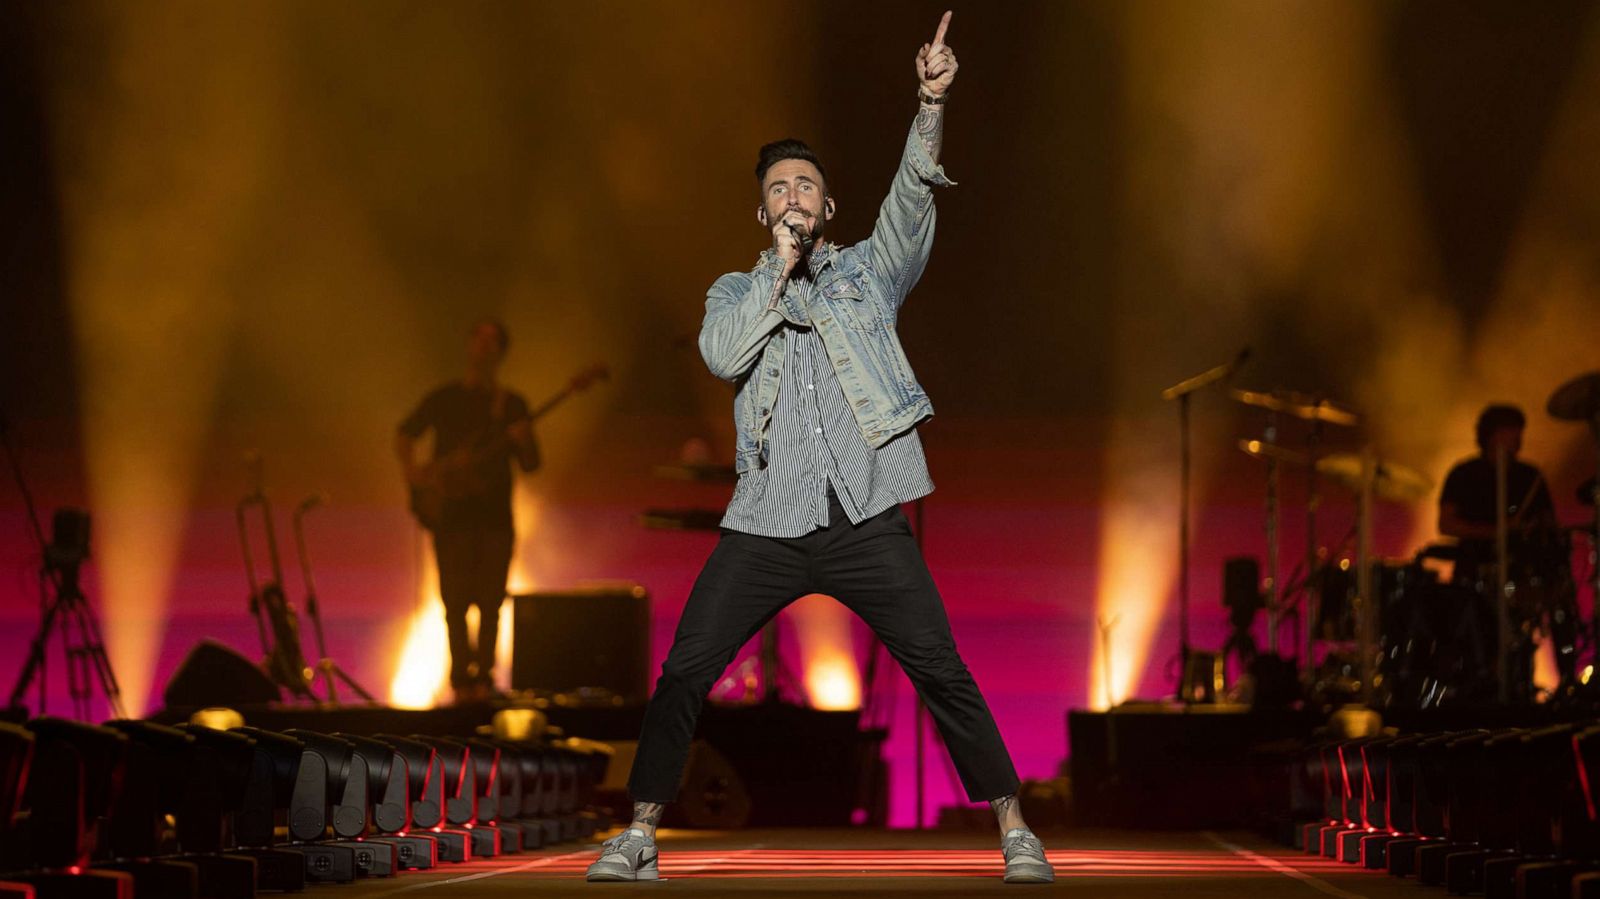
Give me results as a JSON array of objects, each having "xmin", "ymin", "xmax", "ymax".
[
  {"xmin": 511, "ymin": 586, "xmax": 650, "ymax": 702},
  {"xmin": 163, "ymin": 639, "xmax": 281, "ymax": 708}
]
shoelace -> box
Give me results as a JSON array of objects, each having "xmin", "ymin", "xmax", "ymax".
[
  {"xmin": 1004, "ymin": 832, "xmax": 1044, "ymax": 859},
  {"xmin": 602, "ymin": 832, "xmax": 649, "ymax": 857}
]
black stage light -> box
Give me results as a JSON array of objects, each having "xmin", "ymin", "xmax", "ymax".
[
  {"xmin": 491, "ymin": 740, "xmax": 553, "ymax": 849},
  {"xmin": 15, "ymin": 718, "xmax": 135, "ymax": 898},
  {"xmin": 374, "ymin": 736, "xmax": 464, "ymax": 863},
  {"xmin": 415, "ymin": 738, "xmax": 493, "ymax": 858},
  {"xmin": 334, "ymin": 735, "xmax": 409, "ymax": 836},
  {"xmin": 463, "ymin": 739, "xmax": 519, "ymax": 853},
  {"xmin": 227, "ymin": 727, "xmax": 358, "ymax": 884},
  {"xmin": 501, "ymin": 742, "xmax": 547, "ymax": 849},
  {"xmin": 281, "ymin": 730, "xmax": 366, "ymax": 840},
  {"xmin": 23, "ymin": 718, "xmax": 127, "ymax": 870},
  {"xmin": 0, "ymin": 722, "xmax": 33, "ymax": 843},
  {"xmin": 98, "ymin": 720, "xmax": 201, "ymax": 898},
  {"xmin": 335, "ymin": 734, "xmax": 431, "ymax": 871},
  {"xmin": 176, "ymin": 724, "xmax": 287, "ymax": 896},
  {"xmin": 282, "ymin": 730, "xmax": 390, "ymax": 879}
]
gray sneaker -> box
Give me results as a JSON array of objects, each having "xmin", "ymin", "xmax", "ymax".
[
  {"xmin": 1002, "ymin": 828, "xmax": 1054, "ymax": 883},
  {"xmin": 586, "ymin": 828, "xmax": 660, "ymax": 882}
]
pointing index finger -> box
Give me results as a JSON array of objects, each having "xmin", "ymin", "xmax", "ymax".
[{"xmin": 932, "ymin": 10, "xmax": 951, "ymax": 48}]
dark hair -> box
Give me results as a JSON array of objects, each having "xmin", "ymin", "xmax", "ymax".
[
  {"xmin": 1475, "ymin": 404, "xmax": 1525, "ymax": 450},
  {"xmin": 756, "ymin": 138, "xmax": 827, "ymax": 189},
  {"xmin": 472, "ymin": 316, "xmax": 510, "ymax": 355}
]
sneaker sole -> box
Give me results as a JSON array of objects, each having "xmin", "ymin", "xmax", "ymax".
[
  {"xmin": 1003, "ymin": 863, "xmax": 1055, "ymax": 884},
  {"xmin": 586, "ymin": 861, "xmax": 661, "ymax": 882}
]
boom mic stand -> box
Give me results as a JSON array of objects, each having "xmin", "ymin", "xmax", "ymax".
[{"xmin": 3, "ymin": 410, "xmax": 125, "ymax": 720}]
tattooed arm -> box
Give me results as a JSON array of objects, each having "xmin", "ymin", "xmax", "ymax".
[
  {"xmin": 868, "ymin": 11, "xmax": 960, "ymax": 309},
  {"xmin": 914, "ymin": 102, "xmax": 945, "ymax": 165}
]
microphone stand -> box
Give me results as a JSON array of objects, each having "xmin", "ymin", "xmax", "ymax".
[{"xmin": 1160, "ymin": 349, "xmax": 1250, "ymax": 691}]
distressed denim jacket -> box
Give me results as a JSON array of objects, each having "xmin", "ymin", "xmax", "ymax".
[{"xmin": 698, "ymin": 123, "xmax": 954, "ymax": 474}]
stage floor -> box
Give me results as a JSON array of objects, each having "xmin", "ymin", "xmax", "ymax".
[{"xmin": 334, "ymin": 827, "xmax": 1418, "ymax": 897}]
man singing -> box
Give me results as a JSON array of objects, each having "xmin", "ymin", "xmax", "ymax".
[{"xmin": 587, "ymin": 13, "xmax": 1053, "ymax": 884}]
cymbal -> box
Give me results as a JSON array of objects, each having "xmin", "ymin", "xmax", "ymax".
[
  {"xmin": 1547, "ymin": 371, "xmax": 1600, "ymax": 422},
  {"xmin": 1230, "ymin": 388, "xmax": 1362, "ymax": 427},
  {"xmin": 1316, "ymin": 453, "xmax": 1433, "ymax": 503},
  {"xmin": 1237, "ymin": 439, "xmax": 1308, "ymax": 467}
]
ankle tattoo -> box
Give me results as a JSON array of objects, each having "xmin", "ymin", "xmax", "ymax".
[
  {"xmin": 990, "ymin": 793, "xmax": 1023, "ymax": 828},
  {"xmin": 632, "ymin": 801, "xmax": 664, "ymax": 831}
]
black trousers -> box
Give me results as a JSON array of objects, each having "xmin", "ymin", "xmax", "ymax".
[
  {"xmin": 433, "ymin": 524, "xmax": 514, "ymax": 687},
  {"xmin": 627, "ymin": 493, "xmax": 1020, "ymax": 804}
]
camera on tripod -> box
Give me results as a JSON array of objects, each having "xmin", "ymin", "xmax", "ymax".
[
  {"xmin": 8, "ymin": 505, "xmax": 123, "ymax": 720},
  {"xmin": 45, "ymin": 507, "xmax": 91, "ymax": 572}
]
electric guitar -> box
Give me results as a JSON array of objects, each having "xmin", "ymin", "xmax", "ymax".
[{"xmin": 408, "ymin": 364, "xmax": 608, "ymax": 531}]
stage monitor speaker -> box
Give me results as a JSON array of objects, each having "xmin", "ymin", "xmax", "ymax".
[
  {"xmin": 163, "ymin": 639, "xmax": 281, "ymax": 708},
  {"xmin": 511, "ymin": 586, "xmax": 650, "ymax": 703}
]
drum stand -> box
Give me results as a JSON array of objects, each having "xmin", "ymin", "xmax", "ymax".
[
  {"xmin": 1161, "ymin": 349, "xmax": 1251, "ymax": 679},
  {"xmin": 1263, "ymin": 413, "xmax": 1283, "ymax": 655},
  {"xmin": 1494, "ymin": 449, "xmax": 1513, "ymax": 703},
  {"xmin": 1301, "ymin": 420, "xmax": 1325, "ymax": 687},
  {"xmin": 1355, "ymin": 452, "xmax": 1377, "ymax": 705}
]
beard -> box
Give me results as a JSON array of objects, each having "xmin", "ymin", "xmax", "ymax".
[{"xmin": 774, "ymin": 207, "xmax": 824, "ymax": 248}]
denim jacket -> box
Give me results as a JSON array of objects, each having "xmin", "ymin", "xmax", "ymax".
[{"xmin": 698, "ymin": 123, "xmax": 954, "ymax": 474}]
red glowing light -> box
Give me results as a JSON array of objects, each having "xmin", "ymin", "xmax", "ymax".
[{"xmin": 1575, "ymin": 734, "xmax": 1598, "ymax": 822}]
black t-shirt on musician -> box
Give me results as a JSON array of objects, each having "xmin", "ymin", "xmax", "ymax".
[
  {"xmin": 1439, "ymin": 455, "xmax": 1554, "ymax": 575},
  {"xmin": 399, "ymin": 382, "xmax": 532, "ymax": 531}
]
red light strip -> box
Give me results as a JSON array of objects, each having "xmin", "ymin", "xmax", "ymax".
[
  {"xmin": 1359, "ymin": 744, "xmax": 1377, "ymax": 827},
  {"xmin": 427, "ymin": 849, "xmax": 1365, "ymax": 879},
  {"xmin": 1336, "ymin": 744, "xmax": 1354, "ymax": 814},
  {"xmin": 1575, "ymin": 734, "xmax": 1597, "ymax": 822}
]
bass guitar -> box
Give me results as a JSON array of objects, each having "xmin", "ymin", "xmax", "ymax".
[{"xmin": 409, "ymin": 363, "xmax": 608, "ymax": 531}]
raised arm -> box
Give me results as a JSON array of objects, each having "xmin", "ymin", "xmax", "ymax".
[
  {"xmin": 869, "ymin": 12, "xmax": 960, "ymax": 307},
  {"xmin": 914, "ymin": 12, "xmax": 956, "ymax": 164}
]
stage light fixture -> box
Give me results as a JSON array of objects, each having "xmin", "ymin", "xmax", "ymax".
[{"xmin": 188, "ymin": 707, "xmax": 244, "ymax": 731}]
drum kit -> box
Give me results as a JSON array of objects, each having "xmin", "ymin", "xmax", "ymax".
[{"xmin": 1225, "ymin": 370, "xmax": 1600, "ymax": 709}]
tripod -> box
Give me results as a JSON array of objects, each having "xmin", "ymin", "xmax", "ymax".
[{"xmin": 3, "ymin": 411, "xmax": 124, "ymax": 720}]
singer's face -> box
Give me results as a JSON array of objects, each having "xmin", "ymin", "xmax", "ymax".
[{"xmin": 760, "ymin": 159, "xmax": 828, "ymax": 239}]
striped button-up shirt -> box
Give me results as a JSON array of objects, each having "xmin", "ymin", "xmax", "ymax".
[{"xmin": 721, "ymin": 276, "xmax": 933, "ymax": 538}]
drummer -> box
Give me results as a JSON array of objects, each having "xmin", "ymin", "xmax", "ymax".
[{"xmin": 1438, "ymin": 404, "xmax": 1557, "ymax": 579}]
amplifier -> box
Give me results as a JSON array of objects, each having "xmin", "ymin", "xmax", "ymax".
[{"xmin": 511, "ymin": 586, "xmax": 651, "ymax": 703}]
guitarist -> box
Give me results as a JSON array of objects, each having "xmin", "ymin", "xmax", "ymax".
[{"xmin": 396, "ymin": 317, "xmax": 540, "ymax": 702}]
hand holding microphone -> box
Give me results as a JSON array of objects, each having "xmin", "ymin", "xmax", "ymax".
[{"xmin": 771, "ymin": 210, "xmax": 810, "ymax": 272}]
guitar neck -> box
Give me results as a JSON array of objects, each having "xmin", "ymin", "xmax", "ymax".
[{"xmin": 527, "ymin": 386, "xmax": 577, "ymax": 422}]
